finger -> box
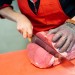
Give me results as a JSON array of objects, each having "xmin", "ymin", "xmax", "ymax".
[
  {"xmin": 27, "ymin": 26, "xmax": 33, "ymax": 38},
  {"xmin": 23, "ymin": 30, "xmax": 28, "ymax": 38},
  {"xmin": 52, "ymin": 31, "xmax": 63, "ymax": 42},
  {"xmin": 54, "ymin": 35, "xmax": 67, "ymax": 48},
  {"xmin": 59, "ymin": 35, "xmax": 72, "ymax": 53},
  {"xmin": 66, "ymin": 40, "xmax": 74, "ymax": 52},
  {"xmin": 48, "ymin": 28, "xmax": 59, "ymax": 35},
  {"xmin": 17, "ymin": 25, "xmax": 23, "ymax": 34}
]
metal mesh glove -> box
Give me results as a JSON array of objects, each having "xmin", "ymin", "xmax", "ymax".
[{"xmin": 48, "ymin": 20, "xmax": 75, "ymax": 53}]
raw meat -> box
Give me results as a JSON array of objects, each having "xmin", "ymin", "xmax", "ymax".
[
  {"xmin": 27, "ymin": 31, "xmax": 75, "ymax": 68},
  {"xmin": 27, "ymin": 43, "xmax": 55, "ymax": 68}
]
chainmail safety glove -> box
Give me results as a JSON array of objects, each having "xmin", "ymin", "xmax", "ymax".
[{"xmin": 48, "ymin": 19, "xmax": 75, "ymax": 53}]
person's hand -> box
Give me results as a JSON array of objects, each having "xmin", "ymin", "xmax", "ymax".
[
  {"xmin": 0, "ymin": 7, "xmax": 33, "ymax": 39},
  {"xmin": 16, "ymin": 15, "xmax": 33, "ymax": 39},
  {"xmin": 48, "ymin": 22, "xmax": 75, "ymax": 52}
]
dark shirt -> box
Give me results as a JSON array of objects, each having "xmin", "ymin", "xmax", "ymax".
[
  {"xmin": 59, "ymin": 0, "xmax": 75, "ymax": 17},
  {"xmin": 0, "ymin": 0, "xmax": 75, "ymax": 18},
  {"xmin": 0, "ymin": 0, "xmax": 12, "ymax": 7}
]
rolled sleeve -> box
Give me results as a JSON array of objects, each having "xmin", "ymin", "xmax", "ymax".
[
  {"xmin": 0, "ymin": 4, "xmax": 10, "ymax": 9},
  {"xmin": 0, "ymin": 0, "xmax": 13, "ymax": 18},
  {"xmin": 0, "ymin": 4, "xmax": 13, "ymax": 18}
]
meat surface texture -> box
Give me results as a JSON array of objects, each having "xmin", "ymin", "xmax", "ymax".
[{"xmin": 27, "ymin": 31, "xmax": 75, "ymax": 68}]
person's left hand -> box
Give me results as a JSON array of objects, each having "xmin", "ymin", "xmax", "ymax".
[{"xmin": 48, "ymin": 22, "xmax": 75, "ymax": 53}]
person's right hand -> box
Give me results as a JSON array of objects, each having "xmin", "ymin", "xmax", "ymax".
[
  {"xmin": 16, "ymin": 15, "xmax": 33, "ymax": 39},
  {"xmin": 0, "ymin": 7, "xmax": 33, "ymax": 39}
]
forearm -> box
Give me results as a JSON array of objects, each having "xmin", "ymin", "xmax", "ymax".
[{"xmin": 0, "ymin": 7, "xmax": 29, "ymax": 22}]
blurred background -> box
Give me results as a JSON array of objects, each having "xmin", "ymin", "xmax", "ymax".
[{"xmin": 0, "ymin": 0, "xmax": 29, "ymax": 53}]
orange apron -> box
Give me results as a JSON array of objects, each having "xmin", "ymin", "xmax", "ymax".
[{"xmin": 17, "ymin": 0, "xmax": 69, "ymax": 34}]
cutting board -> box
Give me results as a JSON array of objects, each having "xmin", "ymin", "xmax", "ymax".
[{"xmin": 0, "ymin": 50, "xmax": 75, "ymax": 75}]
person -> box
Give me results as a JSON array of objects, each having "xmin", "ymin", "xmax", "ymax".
[{"xmin": 0, "ymin": 0, "xmax": 75, "ymax": 53}]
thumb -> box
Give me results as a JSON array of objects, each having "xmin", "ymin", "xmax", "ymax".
[{"xmin": 48, "ymin": 28, "xmax": 59, "ymax": 35}]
